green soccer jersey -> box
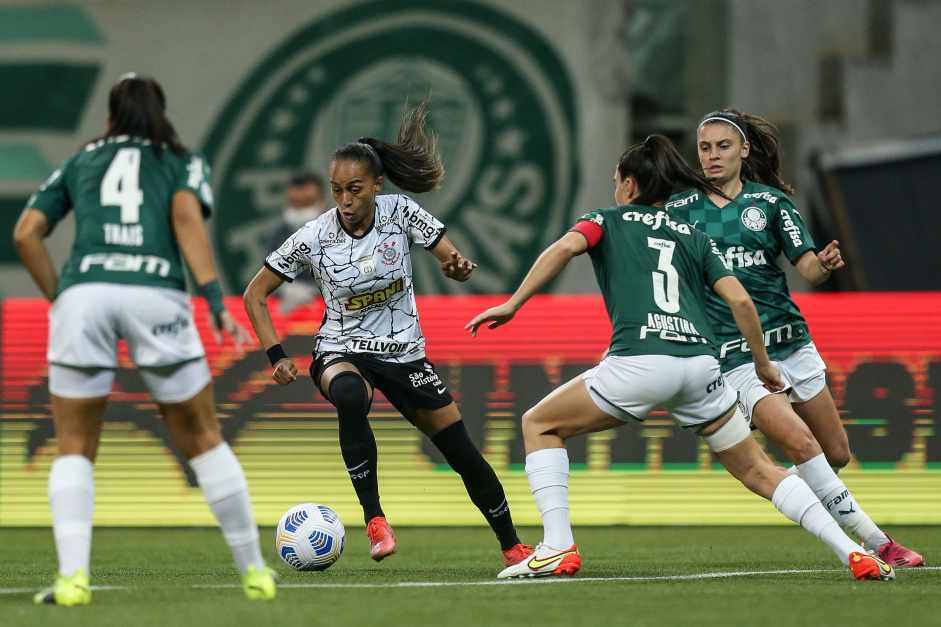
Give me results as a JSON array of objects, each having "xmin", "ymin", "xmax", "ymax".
[
  {"xmin": 574, "ymin": 205, "xmax": 733, "ymax": 358},
  {"xmin": 667, "ymin": 181, "xmax": 816, "ymax": 370},
  {"xmin": 27, "ymin": 136, "xmax": 214, "ymax": 295}
]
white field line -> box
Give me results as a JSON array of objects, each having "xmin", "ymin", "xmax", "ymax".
[{"xmin": 4, "ymin": 567, "xmax": 939, "ymax": 594}]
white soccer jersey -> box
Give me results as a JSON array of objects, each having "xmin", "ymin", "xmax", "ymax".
[{"xmin": 265, "ymin": 194, "xmax": 445, "ymax": 363}]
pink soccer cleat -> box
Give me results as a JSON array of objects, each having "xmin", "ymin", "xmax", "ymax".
[{"xmin": 876, "ymin": 535, "xmax": 924, "ymax": 568}]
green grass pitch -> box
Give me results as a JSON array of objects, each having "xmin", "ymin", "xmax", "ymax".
[{"xmin": 1, "ymin": 526, "xmax": 939, "ymax": 626}]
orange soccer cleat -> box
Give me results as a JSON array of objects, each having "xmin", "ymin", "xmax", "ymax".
[
  {"xmin": 502, "ymin": 543, "xmax": 534, "ymax": 566},
  {"xmin": 849, "ymin": 551, "xmax": 895, "ymax": 581},
  {"xmin": 366, "ymin": 516, "xmax": 396, "ymax": 562}
]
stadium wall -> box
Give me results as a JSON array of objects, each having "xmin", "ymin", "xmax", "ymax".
[
  {"xmin": 1, "ymin": 293, "xmax": 939, "ymax": 527},
  {"xmin": 0, "ymin": 0, "xmax": 628, "ymax": 298}
]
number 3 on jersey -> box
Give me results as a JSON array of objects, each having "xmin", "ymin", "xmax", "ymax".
[
  {"xmin": 100, "ymin": 148, "xmax": 144, "ymax": 223},
  {"xmin": 648, "ymin": 237, "xmax": 680, "ymax": 313}
]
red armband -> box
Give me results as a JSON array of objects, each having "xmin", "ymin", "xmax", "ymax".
[{"xmin": 569, "ymin": 220, "xmax": 603, "ymax": 249}]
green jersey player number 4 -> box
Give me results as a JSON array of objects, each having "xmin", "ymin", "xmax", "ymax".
[
  {"xmin": 13, "ymin": 74, "xmax": 275, "ymax": 606},
  {"xmin": 28, "ymin": 136, "xmax": 212, "ymax": 294},
  {"xmin": 467, "ymin": 134, "xmax": 897, "ymax": 583}
]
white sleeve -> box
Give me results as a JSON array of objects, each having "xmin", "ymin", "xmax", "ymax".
[
  {"xmin": 400, "ymin": 197, "xmax": 446, "ymax": 249},
  {"xmin": 264, "ymin": 226, "xmax": 315, "ymax": 283}
]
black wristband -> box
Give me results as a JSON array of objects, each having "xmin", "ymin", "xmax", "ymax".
[{"xmin": 266, "ymin": 344, "xmax": 288, "ymax": 367}]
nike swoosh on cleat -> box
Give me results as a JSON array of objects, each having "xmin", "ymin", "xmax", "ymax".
[{"xmin": 528, "ymin": 550, "xmax": 577, "ymax": 570}]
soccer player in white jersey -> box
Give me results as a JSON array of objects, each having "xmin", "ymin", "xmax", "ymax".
[
  {"xmin": 244, "ymin": 98, "xmax": 533, "ymax": 568},
  {"xmin": 667, "ymin": 109, "xmax": 922, "ymax": 568},
  {"xmin": 468, "ymin": 135, "xmax": 895, "ymax": 582},
  {"xmin": 13, "ymin": 74, "xmax": 276, "ymax": 604}
]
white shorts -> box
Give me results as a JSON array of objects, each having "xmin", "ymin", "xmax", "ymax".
[
  {"xmin": 723, "ymin": 341, "xmax": 827, "ymax": 423},
  {"xmin": 584, "ymin": 354, "xmax": 739, "ymax": 429},
  {"xmin": 48, "ymin": 283, "xmax": 205, "ymax": 368},
  {"xmin": 48, "ymin": 359, "xmax": 212, "ymax": 404}
]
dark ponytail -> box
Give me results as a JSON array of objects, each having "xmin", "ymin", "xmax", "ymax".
[
  {"xmin": 96, "ymin": 73, "xmax": 187, "ymax": 158},
  {"xmin": 698, "ymin": 108, "xmax": 794, "ymax": 195},
  {"xmin": 618, "ymin": 134, "xmax": 726, "ymax": 206},
  {"xmin": 330, "ymin": 96, "xmax": 444, "ymax": 194}
]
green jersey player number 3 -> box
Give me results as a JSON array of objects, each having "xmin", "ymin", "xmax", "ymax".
[{"xmin": 576, "ymin": 207, "xmax": 732, "ymax": 358}]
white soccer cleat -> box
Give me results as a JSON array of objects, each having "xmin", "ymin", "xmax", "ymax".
[{"xmin": 497, "ymin": 542, "xmax": 581, "ymax": 579}]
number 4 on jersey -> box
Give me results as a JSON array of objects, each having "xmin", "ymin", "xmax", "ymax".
[
  {"xmin": 100, "ymin": 148, "xmax": 144, "ymax": 223},
  {"xmin": 648, "ymin": 237, "xmax": 680, "ymax": 314}
]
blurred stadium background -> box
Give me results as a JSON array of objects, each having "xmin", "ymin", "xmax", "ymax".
[{"xmin": 1, "ymin": 0, "xmax": 940, "ymax": 529}]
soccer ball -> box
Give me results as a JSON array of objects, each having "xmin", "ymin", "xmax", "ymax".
[{"xmin": 275, "ymin": 503, "xmax": 345, "ymax": 571}]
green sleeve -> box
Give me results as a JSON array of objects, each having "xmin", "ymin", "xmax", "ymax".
[
  {"xmin": 26, "ymin": 158, "xmax": 74, "ymax": 231},
  {"xmin": 773, "ymin": 196, "xmax": 816, "ymax": 263},
  {"xmin": 702, "ymin": 235, "xmax": 733, "ymax": 287},
  {"xmin": 174, "ymin": 151, "xmax": 215, "ymax": 217}
]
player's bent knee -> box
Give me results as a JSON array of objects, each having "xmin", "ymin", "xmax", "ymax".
[
  {"xmin": 328, "ymin": 371, "xmax": 370, "ymax": 412},
  {"xmin": 825, "ymin": 449, "xmax": 851, "ymax": 470},
  {"xmin": 701, "ymin": 408, "xmax": 751, "ymax": 453},
  {"xmin": 521, "ymin": 406, "xmax": 556, "ymax": 439}
]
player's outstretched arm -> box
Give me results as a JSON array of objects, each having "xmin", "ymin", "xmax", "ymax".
[
  {"xmin": 243, "ymin": 266, "xmax": 297, "ymax": 386},
  {"xmin": 171, "ymin": 190, "xmax": 253, "ymax": 352},
  {"xmin": 795, "ymin": 240, "xmax": 844, "ymax": 285},
  {"xmin": 712, "ymin": 275, "xmax": 784, "ymax": 391},
  {"xmin": 465, "ymin": 231, "xmax": 587, "ymax": 337},
  {"xmin": 13, "ymin": 208, "xmax": 57, "ymax": 301},
  {"xmin": 430, "ymin": 235, "xmax": 477, "ymax": 282}
]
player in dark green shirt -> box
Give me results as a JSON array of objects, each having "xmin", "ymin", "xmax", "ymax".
[
  {"xmin": 668, "ymin": 108, "xmax": 921, "ymax": 568},
  {"xmin": 467, "ymin": 135, "xmax": 894, "ymax": 582},
  {"xmin": 13, "ymin": 74, "xmax": 276, "ymax": 604}
]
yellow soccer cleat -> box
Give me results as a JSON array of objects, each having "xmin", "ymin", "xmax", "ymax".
[
  {"xmin": 241, "ymin": 566, "xmax": 278, "ymax": 600},
  {"xmin": 33, "ymin": 567, "xmax": 91, "ymax": 606}
]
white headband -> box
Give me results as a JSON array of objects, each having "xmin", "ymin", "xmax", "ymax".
[{"xmin": 698, "ymin": 117, "xmax": 747, "ymax": 142}]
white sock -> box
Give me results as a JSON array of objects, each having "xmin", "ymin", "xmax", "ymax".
[
  {"xmin": 794, "ymin": 453, "xmax": 889, "ymax": 550},
  {"xmin": 48, "ymin": 455, "xmax": 95, "ymax": 577},
  {"xmin": 189, "ymin": 443, "xmax": 265, "ymax": 574},
  {"xmin": 525, "ymin": 448, "xmax": 574, "ymax": 550},
  {"xmin": 772, "ymin": 475, "xmax": 860, "ymax": 566}
]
